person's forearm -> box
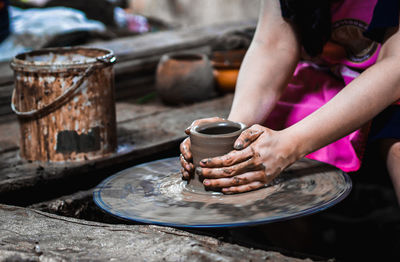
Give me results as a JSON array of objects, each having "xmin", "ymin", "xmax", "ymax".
[
  {"xmin": 228, "ymin": 40, "xmax": 299, "ymax": 125},
  {"xmin": 286, "ymin": 56, "xmax": 400, "ymax": 158},
  {"xmin": 286, "ymin": 23, "xmax": 400, "ymax": 158},
  {"xmin": 227, "ymin": 0, "xmax": 300, "ymax": 126}
]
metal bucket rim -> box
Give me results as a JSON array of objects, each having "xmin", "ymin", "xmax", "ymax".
[
  {"xmin": 10, "ymin": 46, "xmax": 115, "ymax": 72},
  {"xmin": 10, "ymin": 46, "xmax": 117, "ymax": 119}
]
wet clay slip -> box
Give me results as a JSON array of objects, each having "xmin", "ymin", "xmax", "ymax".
[{"xmin": 189, "ymin": 120, "xmax": 246, "ymax": 192}]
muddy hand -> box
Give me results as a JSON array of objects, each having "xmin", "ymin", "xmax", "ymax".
[
  {"xmin": 233, "ymin": 124, "xmax": 264, "ymax": 150},
  {"xmin": 198, "ymin": 124, "xmax": 299, "ymax": 194},
  {"xmin": 180, "ymin": 138, "xmax": 193, "ymax": 180},
  {"xmin": 180, "ymin": 116, "xmax": 226, "ymax": 180}
]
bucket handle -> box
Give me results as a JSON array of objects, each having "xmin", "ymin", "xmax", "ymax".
[{"xmin": 11, "ymin": 54, "xmax": 116, "ymax": 119}]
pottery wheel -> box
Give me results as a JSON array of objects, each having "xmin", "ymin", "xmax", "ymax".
[{"xmin": 93, "ymin": 157, "xmax": 352, "ymax": 228}]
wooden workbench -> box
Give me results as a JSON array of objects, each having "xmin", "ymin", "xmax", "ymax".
[
  {"xmin": 0, "ymin": 94, "xmax": 319, "ymax": 262},
  {"xmin": 0, "ymin": 204, "xmax": 313, "ymax": 262},
  {"xmin": 0, "ymin": 94, "xmax": 233, "ymax": 203},
  {"xmin": 0, "ymin": 19, "xmax": 258, "ymax": 203}
]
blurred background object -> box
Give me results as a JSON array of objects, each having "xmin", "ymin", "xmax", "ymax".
[
  {"xmin": 0, "ymin": 6, "xmax": 107, "ymax": 61},
  {"xmin": 0, "ymin": 0, "xmax": 175, "ymax": 62},
  {"xmin": 45, "ymin": 0, "xmax": 118, "ymax": 27},
  {"xmin": 211, "ymin": 49, "xmax": 246, "ymax": 93},
  {"xmin": 212, "ymin": 27, "xmax": 254, "ymax": 51},
  {"xmin": 156, "ymin": 52, "xmax": 217, "ymax": 105},
  {"xmin": 210, "ymin": 27, "xmax": 254, "ymax": 93},
  {"xmin": 0, "ymin": 0, "xmax": 10, "ymax": 43},
  {"xmin": 10, "ymin": 0, "xmax": 172, "ymax": 33},
  {"xmin": 129, "ymin": 0, "xmax": 259, "ymax": 28},
  {"xmin": 0, "ymin": 0, "xmax": 258, "ymax": 63}
]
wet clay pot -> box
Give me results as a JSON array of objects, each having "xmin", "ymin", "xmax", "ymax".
[
  {"xmin": 156, "ymin": 53, "xmax": 217, "ymax": 105},
  {"xmin": 188, "ymin": 120, "xmax": 246, "ymax": 192}
]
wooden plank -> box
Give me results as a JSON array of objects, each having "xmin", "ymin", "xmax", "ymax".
[
  {"xmin": 27, "ymin": 187, "xmax": 124, "ymax": 224},
  {"xmin": 0, "ymin": 20, "xmax": 240, "ymax": 116},
  {"xmin": 0, "ymin": 62, "xmax": 13, "ymax": 86},
  {"xmin": 90, "ymin": 20, "xmax": 255, "ymax": 62},
  {"xmin": 0, "ymin": 21, "xmax": 254, "ymax": 88},
  {"xmin": 0, "ymin": 20, "xmax": 255, "ymax": 87},
  {"xmin": 0, "ymin": 204, "xmax": 312, "ymax": 262},
  {"xmin": 0, "ymin": 94, "xmax": 234, "ymax": 202},
  {"xmin": 113, "ymin": 45, "xmax": 212, "ymax": 76}
]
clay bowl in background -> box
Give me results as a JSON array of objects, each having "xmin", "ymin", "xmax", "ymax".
[
  {"xmin": 156, "ymin": 52, "xmax": 217, "ymax": 105},
  {"xmin": 188, "ymin": 120, "xmax": 246, "ymax": 192},
  {"xmin": 211, "ymin": 49, "xmax": 246, "ymax": 93}
]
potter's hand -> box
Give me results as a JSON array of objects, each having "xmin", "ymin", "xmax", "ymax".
[
  {"xmin": 179, "ymin": 116, "xmax": 226, "ymax": 180},
  {"xmin": 197, "ymin": 124, "xmax": 299, "ymax": 194}
]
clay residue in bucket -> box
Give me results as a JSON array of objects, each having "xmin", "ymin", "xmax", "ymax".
[
  {"xmin": 25, "ymin": 53, "xmax": 93, "ymax": 64},
  {"xmin": 12, "ymin": 47, "xmax": 112, "ymax": 69}
]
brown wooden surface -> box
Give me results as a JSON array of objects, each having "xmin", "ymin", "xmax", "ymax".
[
  {"xmin": 0, "ymin": 94, "xmax": 233, "ymax": 200},
  {"xmin": 0, "ymin": 204, "xmax": 313, "ymax": 262}
]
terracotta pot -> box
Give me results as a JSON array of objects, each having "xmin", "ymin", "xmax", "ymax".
[
  {"xmin": 156, "ymin": 52, "xmax": 217, "ymax": 105},
  {"xmin": 213, "ymin": 69, "xmax": 239, "ymax": 93},
  {"xmin": 188, "ymin": 120, "xmax": 246, "ymax": 192},
  {"xmin": 211, "ymin": 49, "xmax": 246, "ymax": 93}
]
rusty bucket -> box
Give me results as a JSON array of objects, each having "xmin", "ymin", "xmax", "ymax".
[{"xmin": 10, "ymin": 47, "xmax": 117, "ymax": 162}]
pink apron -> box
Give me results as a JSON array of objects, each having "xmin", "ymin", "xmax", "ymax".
[{"xmin": 265, "ymin": 0, "xmax": 381, "ymax": 172}]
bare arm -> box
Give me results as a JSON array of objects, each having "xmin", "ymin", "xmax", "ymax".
[
  {"xmin": 228, "ymin": 0, "xmax": 300, "ymax": 125},
  {"xmin": 287, "ymin": 25, "xmax": 400, "ymax": 158}
]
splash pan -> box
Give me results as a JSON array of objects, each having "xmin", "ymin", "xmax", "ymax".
[{"xmin": 93, "ymin": 157, "xmax": 351, "ymax": 228}]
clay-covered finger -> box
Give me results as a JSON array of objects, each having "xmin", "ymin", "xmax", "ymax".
[
  {"xmin": 233, "ymin": 124, "xmax": 264, "ymax": 150},
  {"xmin": 222, "ymin": 181, "xmax": 266, "ymax": 194},
  {"xmin": 199, "ymin": 147, "xmax": 253, "ymax": 168},
  {"xmin": 179, "ymin": 137, "xmax": 192, "ymax": 161},
  {"xmin": 203, "ymin": 170, "xmax": 266, "ymax": 188},
  {"xmin": 180, "ymin": 154, "xmax": 194, "ymax": 173},
  {"xmin": 181, "ymin": 167, "xmax": 191, "ymax": 180},
  {"xmin": 198, "ymin": 156, "xmax": 260, "ymax": 179},
  {"xmin": 185, "ymin": 116, "xmax": 225, "ymax": 135}
]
